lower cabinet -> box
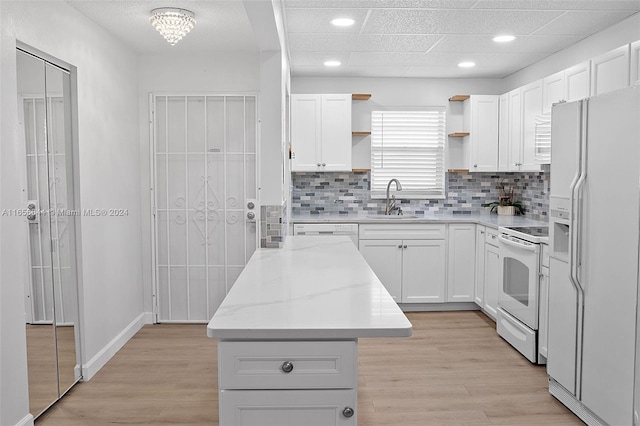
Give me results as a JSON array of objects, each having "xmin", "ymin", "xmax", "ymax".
[
  {"xmin": 474, "ymin": 226, "xmax": 486, "ymax": 306},
  {"xmin": 447, "ymin": 224, "xmax": 476, "ymax": 302},
  {"xmin": 218, "ymin": 340, "xmax": 358, "ymax": 426},
  {"xmin": 483, "ymin": 232, "xmax": 501, "ymax": 320},
  {"xmin": 358, "ymin": 224, "xmax": 447, "ymax": 304},
  {"xmin": 538, "ymin": 244, "xmax": 550, "ymax": 361},
  {"xmin": 220, "ymin": 389, "xmax": 357, "ymax": 426}
]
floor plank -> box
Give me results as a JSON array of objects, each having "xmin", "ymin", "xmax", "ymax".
[{"xmin": 36, "ymin": 311, "xmax": 584, "ymax": 425}]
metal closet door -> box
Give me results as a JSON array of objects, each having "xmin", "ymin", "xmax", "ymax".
[{"xmin": 152, "ymin": 95, "xmax": 258, "ymax": 322}]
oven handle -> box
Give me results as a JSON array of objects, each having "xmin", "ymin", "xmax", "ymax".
[{"xmin": 498, "ymin": 235, "xmax": 538, "ymax": 252}]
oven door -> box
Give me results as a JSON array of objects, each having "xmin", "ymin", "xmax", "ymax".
[{"xmin": 498, "ymin": 234, "xmax": 540, "ymax": 330}]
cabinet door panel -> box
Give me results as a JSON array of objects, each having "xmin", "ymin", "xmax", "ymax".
[
  {"xmin": 402, "ymin": 240, "xmax": 446, "ymax": 303},
  {"xmin": 447, "ymin": 224, "xmax": 476, "ymax": 302},
  {"xmin": 508, "ymin": 89, "xmax": 522, "ymax": 171},
  {"xmin": 631, "ymin": 40, "xmax": 640, "ymax": 86},
  {"xmin": 591, "ymin": 44, "xmax": 630, "ymax": 96},
  {"xmin": 474, "ymin": 226, "xmax": 486, "ymax": 307},
  {"xmin": 543, "ymin": 71, "xmax": 565, "ymax": 113},
  {"xmin": 470, "ymin": 96, "xmax": 499, "ymax": 171},
  {"xmin": 359, "ymin": 240, "xmax": 402, "ymax": 301},
  {"xmin": 220, "ymin": 389, "xmax": 356, "ymax": 426},
  {"xmin": 498, "ymin": 93, "xmax": 510, "ymax": 171},
  {"xmin": 539, "ymin": 266, "xmax": 549, "ymax": 360},
  {"xmin": 565, "ymin": 61, "xmax": 591, "ymax": 102},
  {"xmin": 321, "ymin": 94, "xmax": 352, "ymax": 171},
  {"xmin": 291, "ymin": 95, "xmax": 321, "ymax": 171},
  {"xmin": 520, "ymin": 80, "xmax": 542, "ymax": 171},
  {"xmin": 484, "ymin": 243, "xmax": 501, "ymax": 320}
]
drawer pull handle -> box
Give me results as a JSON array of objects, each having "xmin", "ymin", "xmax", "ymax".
[
  {"xmin": 281, "ymin": 361, "xmax": 294, "ymax": 373},
  {"xmin": 343, "ymin": 407, "xmax": 354, "ymax": 418}
]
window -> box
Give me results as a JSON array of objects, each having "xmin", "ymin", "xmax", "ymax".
[{"xmin": 370, "ymin": 108, "xmax": 446, "ymax": 199}]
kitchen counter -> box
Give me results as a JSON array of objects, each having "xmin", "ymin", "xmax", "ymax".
[
  {"xmin": 291, "ymin": 212, "xmax": 548, "ymax": 228},
  {"xmin": 208, "ymin": 236, "xmax": 411, "ymax": 425},
  {"xmin": 207, "ymin": 235, "xmax": 412, "ymax": 339}
]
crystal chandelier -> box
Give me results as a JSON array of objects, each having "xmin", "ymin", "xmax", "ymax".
[{"xmin": 150, "ymin": 8, "xmax": 196, "ymax": 46}]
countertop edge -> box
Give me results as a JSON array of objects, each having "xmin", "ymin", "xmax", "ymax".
[{"xmin": 207, "ymin": 326, "xmax": 413, "ymax": 340}]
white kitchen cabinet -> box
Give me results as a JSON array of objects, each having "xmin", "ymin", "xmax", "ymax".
[
  {"xmin": 465, "ymin": 95, "xmax": 500, "ymax": 171},
  {"xmin": 498, "ymin": 93, "xmax": 510, "ymax": 171},
  {"xmin": 543, "ymin": 70, "xmax": 565, "ymax": 113},
  {"xmin": 483, "ymin": 228, "xmax": 501, "ymax": 320},
  {"xmin": 291, "ymin": 94, "xmax": 351, "ymax": 172},
  {"xmin": 359, "ymin": 238, "xmax": 445, "ymax": 303},
  {"xmin": 507, "ymin": 88, "xmax": 522, "ymax": 171},
  {"xmin": 447, "ymin": 224, "xmax": 476, "ymax": 302},
  {"xmin": 358, "ymin": 239, "xmax": 403, "ymax": 301},
  {"xmin": 565, "ymin": 61, "xmax": 591, "ymax": 102},
  {"xmin": 631, "ymin": 40, "xmax": 640, "ymax": 86},
  {"xmin": 591, "ymin": 44, "xmax": 630, "ymax": 96},
  {"xmin": 220, "ymin": 389, "xmax": 357, "ymax": 426},
  {"xmin": 520, "ymin": 80, "xmax": 543, "ymax": 171},
  {"xmin": 359, "ymin": 224, "xmax": 446, "ymax": 304},
  {"xmin": 474, "ymin": 226, "xmax": 486, "ymax": 307}
]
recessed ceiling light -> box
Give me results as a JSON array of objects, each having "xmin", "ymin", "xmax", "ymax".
[
  {"xmin": 493, "ymin": 35, "xmax": 516, "ymax": 43},
  {"xmin": 331, "ymin": 18, "xmax": 355, "ymax": 27},
  {"xmin": 324, "ymin": 60, "xmax": 341, "ymax": 67},
  {"xmin": 458, "ymin": 61, "xmax": 476, "ymax": 68}
]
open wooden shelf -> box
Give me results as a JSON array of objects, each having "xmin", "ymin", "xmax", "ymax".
[
  {"xmin": 352, "ymin": 168, "xmax": 371, "ymax": 173},
  {"xmin": 352, "ymin": 131, "xmax": 371, "ymax": 136},
  {"xmin": 352, "ymin": 94, "xmax": 371, "ymax": 101},
  {"xmin": 448, "ymin": 95, "xmax": 470, "ymax": 102},
  {"xmin": 448, "ymin": 132, "xmax": 470, "ymax": 137}
]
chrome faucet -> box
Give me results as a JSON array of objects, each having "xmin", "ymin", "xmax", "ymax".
[{"xmin": 385, "ymin": 178, "xmax": 403, "ymax": 215}]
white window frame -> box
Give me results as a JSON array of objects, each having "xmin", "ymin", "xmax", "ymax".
[{"xmin": 370, "ymin": 108, "xmax": 446, "ymax": 199}]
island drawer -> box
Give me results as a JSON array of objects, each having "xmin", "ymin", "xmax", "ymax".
[
  {"xmin": 218, "ymin": 340, "xmax": 357, "ymax": 390},
  {"xmin": 359, "ymin": 224, "xmax": 446, "ymax": 240}
]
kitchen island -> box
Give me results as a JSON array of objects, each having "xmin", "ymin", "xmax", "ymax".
[{"xmin": 207, "ymin": 236, "xmax": 412, "ymax": 426}]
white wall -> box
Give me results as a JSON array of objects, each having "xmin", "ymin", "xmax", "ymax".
[
  {"xmin": 137, "ymin": 53, "xmax": 260, "ymax": 314},
  {"xmin": 1, "ymin": 1, "xmax": 143, "ymax": 423},
  {"xmin": 504, "ymin": 13, "xmax": 640, "ymax": 91}
]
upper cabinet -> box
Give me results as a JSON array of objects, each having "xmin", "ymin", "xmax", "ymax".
[
  {"xmin": 448, "ymin": 95, "xmax": 499, "ymax": 172},
  {"xmin": 520, "ymin": 80, "xmax": 543, "ymax": 171},
  {"xmin": 631, "ymin": 40, "xmax": 640, "ymax": 86},
  {"xmin": 291, "ymin": 94, "xmax": 352, "ymax": 172},
  {"xmin": 542, "ymin": 61, "xmax": 591, "ymax": 113},
  {"xmin": 591, "ymin": 44, "xmax": 630, "ymax": 96}
]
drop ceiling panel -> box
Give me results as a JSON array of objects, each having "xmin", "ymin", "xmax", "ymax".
[
  {"xmin": 361, "ymin": 9, "xmax": 564, "ymax": 34},
  {"xmin": 284, "ymin": 0, "xmax": 477, "ymax": 9},
  {"xmin": 403, "ymin": 66, "xmax": 519, "ymax": 78},
  {"xmin": 473, "ymin": 0, "xmax": 640, "ymax": 10},
  {"xmin": 349, "ymin": 51, "xmax": 548, "ymax": 68},
  {"xmin": 533, "ymin": 10, "xmax": 638, "ymax": 35},
  {"xmin": 291, "ymin": 52, "xmax": 353, "ymax": 66},
  {"xmin": 430, "ymin": 34, "xmax": 583, "ymax": 54},
  {"xmin": 289, "ymin": 34, "xmax": 442, "ymax": 52},
  {"xmin": 294, "ymin": 66, "xmax": 414, "ymax": 77},
  {"xmin": 285, "ymin": 8, "xmax": 369, "ymax": 33}
]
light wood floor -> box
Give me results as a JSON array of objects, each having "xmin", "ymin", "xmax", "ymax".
[{"xmin": 36, "ymin": 311, "xmax": 584, "ymax": 425}]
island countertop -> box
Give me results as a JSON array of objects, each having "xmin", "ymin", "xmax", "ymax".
[{"xmin": 207, "ymin": 236, "xmax": 412, "ymax": 340}]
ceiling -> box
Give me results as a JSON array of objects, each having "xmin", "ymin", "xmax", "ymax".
[
  {"xmin": 64, "ymin": 0, "xmax": 640, "ymax": 79},
  {"xmin": 282, "ymin": 0, "xmax": 640, "ymax": 78},
  {"xmin": 65, "ymin": 1, "xmax": 259, "ymax": 54}
]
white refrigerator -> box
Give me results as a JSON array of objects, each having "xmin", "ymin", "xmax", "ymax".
[{"xmin": 547, "ymin": 85, "xmax": 640, "ymax": 425}]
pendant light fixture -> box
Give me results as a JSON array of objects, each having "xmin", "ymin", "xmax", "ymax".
[{"xmin": 150, "ymin": 8, "xmax": 196, "ymax": 46}]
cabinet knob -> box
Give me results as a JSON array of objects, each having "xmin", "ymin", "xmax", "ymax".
[
  {"xmin": 342, "ymin": 407, "xmax": 355, "ymax": 418},
  {"xmin": 281, "ymin": 361, "xmax": 294, "ymax": 373},
  {"xmin": 403, "ymin": 244, "xmax": 407, "ymax": 249},
  {"xmin": 322, "ymin": 163, "xmax": 326, "ymax": 167},
  {"xmin": 473, "ymin": 164, "xmax": 477, "ymax": 168},
  {"xmin": 317, "ymin": 163, "xmax": 321, "ymax": 167},
  {"xmin": 398, "ymin": 244, "xmax": 403, "ymax": 249},
  {"xmin": 480, "ymin": 231, "xmax": 485, "ymax": 235}
]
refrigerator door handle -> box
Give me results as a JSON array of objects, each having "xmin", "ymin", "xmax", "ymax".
[{"xmin": 568, "ymin": 101, "xmax": 584, "ymax": 295}]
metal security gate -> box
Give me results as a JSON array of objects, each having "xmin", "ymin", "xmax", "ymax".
[{"xmin": 151, "ymin": 94, "xmax": 258, "ymax": 322}]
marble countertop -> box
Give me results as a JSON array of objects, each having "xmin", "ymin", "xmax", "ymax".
[
  {"xmin": 207, "ymin": 236, "xmax": 413, "ymax": 340},
  {"xmin": 291, "ymin": 212, "xmax": 548, "ymax": 229}
]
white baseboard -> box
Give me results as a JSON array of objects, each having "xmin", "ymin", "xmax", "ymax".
[
  {"xmin": 15, "ymin": 413, "xmax": 34, "ymax": 426},
  {"xmin": 142, "ymin": 311, "xmax": 154, "ymax": 324},
  {"xmin": 81, "ymin": 312, "xmax": 150, "ymax": 381}
]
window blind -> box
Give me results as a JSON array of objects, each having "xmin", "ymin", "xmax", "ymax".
[{"xmin": 371, "ymin": 109, "xmax": 446, "ymax": 199}]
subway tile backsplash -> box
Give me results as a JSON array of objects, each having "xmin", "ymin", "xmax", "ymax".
[{"xmin": 291, "ymin": 171, "xmax": 549, "ymax": 220}]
